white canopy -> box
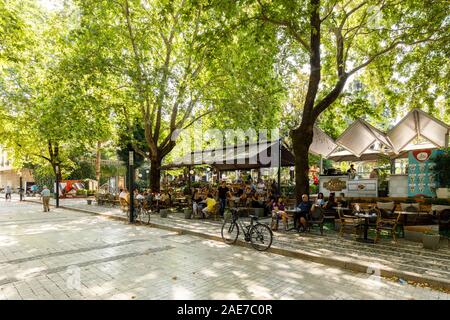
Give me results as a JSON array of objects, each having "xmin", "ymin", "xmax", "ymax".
[
  {"xmin": 334, "ymin": 119, "xmax": 393, "ymax": 157},
  {"xmin": 309, "ymin": 126, "xmax": 338, "ymax": 157},
  {"xmin": 387, "ymin": 108, "xmax": 449, "ymax": 153},
  {"xmin": 327, "ymin": 109, "xmax": 448, "ymax": 162}
]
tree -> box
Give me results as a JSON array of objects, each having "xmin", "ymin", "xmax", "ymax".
[
  {"xmin": 248, "ymin": 0, "xmax": 450, "ymax": 199},
  {"xmin": 72, "ymin": 0, "xmax": 284, "ymax": 191},
  {"xmin": 0, "ymin": 1, "xmax": 111, "ymax": 181}
]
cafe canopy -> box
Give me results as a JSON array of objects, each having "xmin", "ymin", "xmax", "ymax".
[
  {"xmin": 324, "ymin": 109, "xmax": 449, "ymax": 162},
  {"xmin": 161, "ymin": 109, "xmax": 448, "ymax": 169},
  {"xmin": 162, "ymin": 140, "xmax": 295, "ymax": 171}
]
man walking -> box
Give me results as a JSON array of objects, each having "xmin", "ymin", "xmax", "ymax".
[
  {"xmin": 217, "ymin": 181, "xmax": 229, "ymax": 217},
  {"xmin": 41, "ymin": 185, "xmax": 51, "ymax": 212},
  {"xmin": 5, "ymin": 185, "xmax": 12, "ymax": 201}
]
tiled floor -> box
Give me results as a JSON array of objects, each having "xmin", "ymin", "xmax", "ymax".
[{"xmin": 0, "ymin": 198, "xmax": 448, "ymax": 299}]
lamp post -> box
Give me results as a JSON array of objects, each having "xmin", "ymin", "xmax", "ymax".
[
  {"xmin": 55, "ymin": 165, "xmax": 60, "ymax": 208},
  {"xmin": 146, "ymin": 170, "xmax": 150, "ymax": 188},
  {"xmin": 19, "ymin": 171, "xmax": 23, "ymax": 201},
  {"xmin": 128, "ymin": 150, "xmax": 135, "ymax": 223}
]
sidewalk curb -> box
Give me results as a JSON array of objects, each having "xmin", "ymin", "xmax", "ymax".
[{"xmin": 24, "ymin": 199, "xmax": 450, "ymax": 291}]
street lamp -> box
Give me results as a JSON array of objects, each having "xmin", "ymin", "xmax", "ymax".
[
  {"xmin": 19, "ymin": 171, "xmax": 23, "ymax": 201},
  {"xmin": 146, "ymin": 169, "xmax": 150, "ymax": 188},
  {"xmin": 55, "ymin": 165, "xmax": 60, "ymax": 208},
  {"xmin": 128, "ymin": 150, "xmax": 135, "ymax": 223}
]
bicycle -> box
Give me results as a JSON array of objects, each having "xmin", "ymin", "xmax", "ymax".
[{"xmin": 221, "ymin": 208, "xmax": 273, "ymax": 251}]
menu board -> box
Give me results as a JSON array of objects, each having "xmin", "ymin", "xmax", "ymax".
[{"xmin": 407, "ymin": 149, "xmax": 438, "ymax": 197}]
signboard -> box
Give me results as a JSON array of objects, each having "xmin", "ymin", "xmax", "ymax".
[{"xmin": 407, "ymin": 149, "xmax": 438, "ymax": 197}]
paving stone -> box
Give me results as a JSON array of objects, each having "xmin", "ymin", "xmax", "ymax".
[{"xmin": 0, "ymin": 198, "xmax": 448, "ymax": 300}]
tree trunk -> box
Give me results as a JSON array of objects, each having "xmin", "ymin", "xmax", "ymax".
[
  {"xmin": 291, "ymin": 121, "xmax": 314, "ymax": 202},
  {"xmin": 95, "ymin": 141, "xmax": 101, "ymax": 186},
  {"xmin": 150, "ymin": 158, "xmax": 161, "ymax": 192}
]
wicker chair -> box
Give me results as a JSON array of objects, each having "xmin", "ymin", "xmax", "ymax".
[
  {"xmin": 307, "ymin": 206, "xmax": 324, "ymax": 235},
  {"xmin": 432, "ymin": 209, "xmax": 450, "ymax": 234},
  {"xmin": 336, "ymin": 207, "xmax": 363, "ymax": 238},
  {"xmin": 375, "ymin": 210, "xmax": 401, "ymax": 243}
]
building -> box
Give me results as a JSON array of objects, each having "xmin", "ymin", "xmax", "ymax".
[{"xmin": 0, "ymin": 146, "xmax": 34, "ymax": 191}]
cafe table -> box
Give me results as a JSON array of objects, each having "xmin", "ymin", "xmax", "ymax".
[
  {"xmin": 353, "ymin": 212, "xmax": 378, "ymax": 243},
  {"xmin": 394, "ymin": 210, "xmax": 430, "ymax": 226}
]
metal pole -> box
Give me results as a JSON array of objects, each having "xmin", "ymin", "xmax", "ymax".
[
  {"xmin": 55, "ymin": 165, "xmax": 59, "ymax": 208},
  {"xmin": 320, "ymin": 155, "xmax": 323, "ymax": 174},
  {"xmin": 277, "ymin": 138, "xmax": 281, "ymax": 194},
  {"xmin": 19, "ymin": 175, "xmax": 23, "ymax": 201},
  {"xmin": 128, "ymin": 150, "xmax": 135, "ymax": 223}
]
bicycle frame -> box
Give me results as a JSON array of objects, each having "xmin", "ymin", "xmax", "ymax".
[{"xmin": 231, "ymin": 210, "xmax": 256, "ymax": 239}]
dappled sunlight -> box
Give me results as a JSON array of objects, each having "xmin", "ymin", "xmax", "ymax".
[
  {"xmin": 172, "ymin": 285, "xmax": 194, "ymax": 299},
  {"xmin": 135, "ymin": 271, "xmax": 160, "ymax": 282},
  {"xmin": 231, "ymin": 270, "xmax": 249, "ymax": 279},
  {"xmin": 199, "ymin": 269, "xmax": 219, "ymax": 278},
  {"xmin": 16, "ymin": 266, "xmax": 47, "ymax": 280},
  {"xmin": 256, "ymin": 264, "xmax": 270, "ymax": 271},
  {"xmin": 0, "ymin": 235, "xmax": 19, "ymax": 247},
  {"xmin": 201, "ymin": 240, "xmax": 228, "ymax": 249},
  {"xmin": 242, "ymin": 281, "xmax": 274, "ymax": 299}
]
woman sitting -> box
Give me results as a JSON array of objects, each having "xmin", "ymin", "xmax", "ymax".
[
  {"xmin": 271, "ymin": 198, "xmax": 289, "ymax": 231},
  {"xmin": 191, "ymin": 189, "xmax": 203, "ymax": 217},
  {"xmin": 202, "ymin": 193, "xmax": 217, "ymax": 219},
  {"xmin": 315, "ymin": 192, "xmax": 325, "ymax": 207}
]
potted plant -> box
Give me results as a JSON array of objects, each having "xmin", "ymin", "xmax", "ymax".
[
  {"xmin": 160, "ymin": 209, "xmax": 168, "ymax": 218},
  {"xmin": 184, "ymin": 208, "xmax": 192, "ymax": 219},
  {"xmin": 422, "ymin": 231, "xmax": 440, "ymax": 250},
  {"xmin": 431, "ymin": 149, "xmax": 450, "ymax": 199}
]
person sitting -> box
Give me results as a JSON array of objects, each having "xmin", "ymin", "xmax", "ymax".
[
  {"xmin": 202, "ymin": 193, "xmax": 217, "ymax": 218},
  {"xmin": 323, "ymin": 193, "xmax": 337, "ymax": 210},
  {"xmin": 160, "ymin": 192, "xmax": 170, "ymax": 207},
  {"xmin": 271, "ymin": 198, "xmax": 289, "ymax": 231},
  {"xmin": 250, "ymin": 193, "xmax": 263, "ymax": 208},
  {"xmin": 256, "ymin": 179, "xmax": 265, "ymax": 194},
  {"xmin": 264, "ymin": 198, "xmax": 274, "ymax": 217},
  {"xmin": 337, "ymin": 192, "xmax": 348, "ymax": 208},
  {"xmin": 369, "ymin": 168, "xmax": 379, "ymax": 179},
  {"xmin": 347, "ymin": 164, "xmax": 357, "ymax": 179},
  {"xmin": 295, "ymin": 194, "xmax": 312, "ymax": 231},
  {"xmin": 119, "ymin": 188, "xmax": 129, "ymax": 202},
  {"xmin": 192, "ymin": 189, "xmax": 203, "ymax": 217},
  {"xmin": 315, "ymin": 192, "xmax": 325, "ymax": 207}
]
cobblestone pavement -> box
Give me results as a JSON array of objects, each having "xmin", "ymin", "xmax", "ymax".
[
  {"xmin": 0, "ymin": 199, "xmax": 448, "ymax": 300},
  {"xmin": 30, "ymin": 197, "xmax": 450, "ymax": 284}
]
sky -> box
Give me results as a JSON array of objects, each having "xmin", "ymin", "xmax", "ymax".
[{"xmin": 37, "ymin": 0, "xmax": 64, "ymax": 11}]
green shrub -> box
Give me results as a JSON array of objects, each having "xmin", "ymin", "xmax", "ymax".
[
  {"xmin": 309, "ymin": 184, "xmax": 318, "ymax": 194},
  {"xmin": 76, "ymin": 189, "xmax": 87, "ymax": 196}
]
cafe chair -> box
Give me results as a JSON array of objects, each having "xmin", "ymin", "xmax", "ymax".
[
  {"xmin": 432, "ymin": 209, "xmax": 450, "ymax": 234},
  {"xmin": 375, "ymin": 210, "xmax": 401, "ymax": 243},
  {"xmin": 307, "ymin": 206, "xmax": 324, "ymax": 235},
  {"xmin": 337, "ymin": 207, "xmax": 363, "ymax": 238}
]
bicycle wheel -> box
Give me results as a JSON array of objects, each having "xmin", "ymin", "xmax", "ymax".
[
  {"xmin": 250, "ymin": 223, "xmax": 273, "ymax": 251},
  {"xmin": 221, "ymin": 220, "xmax": 239, "ymax": 244}
]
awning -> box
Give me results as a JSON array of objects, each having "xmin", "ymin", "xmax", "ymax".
[
  {"xmin": 161, "ymin": 140, "xmax": 295, "ymax": 171},
  {"xmin": 335, "ymin": 119, "xmax": 393, "ymax": 157},
  {"xmin": 310, "ymin": 126, "xmax": 338, "ymax": 157},
  {"xmin": 387, "ymin": 108, "xmax": 449, "ymax": 153}
]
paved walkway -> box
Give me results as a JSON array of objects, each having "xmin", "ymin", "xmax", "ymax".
[
  {"xmin": 26, "ymin": 197, "xmax": 450, "ymax": 290},
  {"xmin": 22, "ymin": 199, "xmax": 450, "ymax": 290},
  {"xmin": 1, "ymin": 199, "xmax": 448, "ymax": 300}
]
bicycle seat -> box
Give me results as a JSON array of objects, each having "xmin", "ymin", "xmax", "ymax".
[{"xmin": 249, "ymin": 215, "xmax": 258, "ymax": 221}]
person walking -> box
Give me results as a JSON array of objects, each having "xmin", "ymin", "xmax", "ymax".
[
  {"xmin": 217, "ymin": 181, "xmax": 230, "ymax": 217},
  {"xmin": 5, "ymin": 185, "xmax": 12, "ymax": 201},
  {"xmin": 41, "ymin": 185, "xmax": 51, "ymax": 212}
]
